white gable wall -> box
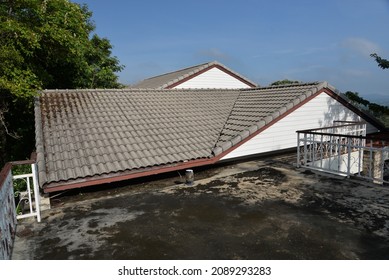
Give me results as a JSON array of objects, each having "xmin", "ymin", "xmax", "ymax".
[
  {"xmin": 221, "ymin": 92, "xmax": 379, "ymax": 160},
  {"xmin": 173, "ymin": 67, "xmax": 252, "ymax": 89}
]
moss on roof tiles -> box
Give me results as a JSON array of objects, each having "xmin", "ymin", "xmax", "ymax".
[{"xmin": 36, "ymin": 83, "xmax": 335, "ymax": 188}]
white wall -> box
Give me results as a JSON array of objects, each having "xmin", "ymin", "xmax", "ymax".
[
  {"xmin": 221, "ymin": 92, "xmax": 379, "ymax": 160},
  {"xmin": 173, "ymin": 67, "xmax": 252, "ymax": 89},
  {"xmin": 308, "ymin": 151, "xmax": 362, "ymax": 174}
]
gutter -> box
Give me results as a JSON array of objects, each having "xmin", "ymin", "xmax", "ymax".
[
  {"xmin": 43, "ymin": 157, "xmax": 215, "ymax": 193},
  {"xmin": 42, "ymin": 87, "xmax": 325, "ymax": 193},
  {"xmin": 41, "ymin": 83, "xmax": 380, "ymax": 193}
]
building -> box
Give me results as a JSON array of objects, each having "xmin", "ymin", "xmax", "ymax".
[
  {"xmin": 131, "ymin": 61, "xmax": 257, "ymax": 89},
  {"xmin": 34, "ymin": 82, "xmax": 384, "ymax": 193}
]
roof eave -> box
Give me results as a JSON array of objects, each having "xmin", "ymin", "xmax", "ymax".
[
  {"xmin": 42, "ymin": 157, "xmax": 214, "ymax": 193},
  {"xmin": 34, "ymin": 95, "xmax": 48, "ymax": 187}
]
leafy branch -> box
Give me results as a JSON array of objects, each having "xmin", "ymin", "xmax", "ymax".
[
  {"xmin": 370, "ymin": 53, "xmax": 389, "ymax": 69},
  {"xmin": 0, "ymin": 107, "xmax": 20, "ymax": 139}
]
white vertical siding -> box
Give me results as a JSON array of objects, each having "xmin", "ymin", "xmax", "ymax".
[
  {"xmin": 173, "ymin": 68, "xmax": 252, "ymax": 89},
  {"xmin": 308, "ymin": 151, "xmax": 362, "ymax": 174},
  {"xmin": 221, "ymin": 92, "xmax": 379, "ymax": 160}
]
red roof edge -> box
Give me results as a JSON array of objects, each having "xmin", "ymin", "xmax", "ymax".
[
  {"xmin": 43, "ymin": 157, "xmax": 214, "ymax": 193},
  {"xmin": 42, "ymin": 86, "xmax": 383, "ymax": 193},
  {"xmin": 0, "ymin": 153, "xmax": 37, "ymax": 191},
  {"xmin": 212, "ymin": 88, "xmax": 327, "ymax": 159},
  {"xmin": 42, "ymin": 88, "xmax": 322, "ymax": 193},
  {"xmin": 166, "ymin": 64, "xmax": 257, "ymax": 89},
  {"xmin": 325, "ymin": 91, "xmax": 386, "ymax": 132}
]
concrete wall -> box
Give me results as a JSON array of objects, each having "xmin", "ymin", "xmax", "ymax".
[
  {"xmin": 363, "ymin": 149, "xmax": 389, "ymax": 183},
  {"xmin": 221, "ymin": 92, "xmax": 380, "ymax": 160},
  {"xmin": 173, "ymin": 67, "xmax": 252, "ymax": 89}
]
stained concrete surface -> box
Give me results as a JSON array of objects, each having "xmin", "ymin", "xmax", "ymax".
[{"xmin": 12, "ymin": 153, "xmax": 389, "ymax": 259}]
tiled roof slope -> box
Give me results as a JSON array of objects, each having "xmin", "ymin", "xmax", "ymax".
[
  {"xmin": 213, "ymin": 82, "xmax": 328, "ymax": 155},
  {"xmin": 131, "ymin": 61, "xmax": 258, "ymax": 89},
  {"xmin": 35, "ymin": 89, "xmax": 240, "ymax": 188},
  {"xmin": 35, "ymin": 82, "xmax": 333, "ymax": 190}
]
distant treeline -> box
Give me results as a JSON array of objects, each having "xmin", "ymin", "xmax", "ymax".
[{"xmin": 344, "ymin": 91, "xmax": 389, "ymax": 127}]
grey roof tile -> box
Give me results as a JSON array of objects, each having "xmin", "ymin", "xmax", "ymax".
[{"xmin": 35, "ymin": 83, "xmax": 339, "ymax": 189}]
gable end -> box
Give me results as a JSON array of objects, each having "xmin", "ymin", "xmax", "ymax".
[{"xmin": 166, "ymin": 65, "xmax": 257, "ymax": 89}]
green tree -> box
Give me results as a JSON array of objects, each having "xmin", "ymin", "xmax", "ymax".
[
  {"xmin": 83, "ymin": 35, "xmax": 124, "ymax": 88},
  {"xmin": 344, "ymin": 91, "xmax": 370, "ymax": 107},
  {"xmin": 0, "ymin": 0, "xmax": 124, "ymax": 165},
  {"xmin": 344, "ymin": 91, "xmax": 389, "ymax": 127},
  {"xmin": 270, "ymin": 79, "xmax": 300, "ymax": 86},
  {"xmin": 370, "ymin": 53, "xmax": 389, "ymax": 69}
]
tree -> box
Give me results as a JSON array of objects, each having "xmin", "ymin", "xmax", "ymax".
[
  {"xmin": 344, "ymin": 91, "xmax": 389, "ymax": 127},
  {"xmin": 83, "ymin": 35, "xmax": 124, "ymax": 88},
  {"xmin": 0, "ymin": 0, "xmax": 124, "ymax": 165},
  {"xmin": 270, "ymin": 79, "xmax": 300, "ymax": 86},
  {"xmin": 344, "ymin": 91, "xmax": 369, "ymax": 107},
  {"xmin": 370, "ymin": 53, "xmax": 389, "ymax": 69}
]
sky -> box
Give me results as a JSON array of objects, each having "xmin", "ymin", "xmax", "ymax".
[{"xmin": 72, "ymin": 0, "xmax": 389, "ymax": 103}]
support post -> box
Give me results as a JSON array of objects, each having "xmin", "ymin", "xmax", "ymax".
[
  {"xmin": 358, "ymin": 137, "xmax": 362, "ymax": 176},
  {"xmin": 303, "ymin": 133, "xmax": 307, "ymax": 165},
  {"xmin": 31, "ymin": 163, "xmax": 41, "ymax": 222},
  {"xmin": 297, "ymin": 132, "xmax": 300, "ymax": 167},
  {"xmin": 380, "ymin": 141, "xmax": 385, "ymax": 183},
  {"xmin": 347, "ymin": 137, "xmax": 351, "ymax": 177}
]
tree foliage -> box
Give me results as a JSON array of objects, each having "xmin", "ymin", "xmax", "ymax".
[
  {"xmin": 370, "ymin": 53, "xmax": 389, "ymax": 69},
  {"xmin": 270, "ymin": 79, "xmax": 300, "ymax": 86},
  {"xmin": 0, "ymin": 0, "xmax": 124, "ymax": 165},
  {"xmin": 344, "ymin": 91, "xmax": 389, "ymax": 127}
]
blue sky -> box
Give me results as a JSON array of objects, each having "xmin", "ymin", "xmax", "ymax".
[{"xmin": 73, "ymin": 0, "xmax": 389, "ymax": 103}]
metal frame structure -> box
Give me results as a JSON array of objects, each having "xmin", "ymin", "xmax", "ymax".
[
  {"xmin": 297, "ymin": 121, "xmax": 389, "ymax": 184},
  {"xmin": 13, "ymin": 163, "xmax": 41, "ymax": 222},
  {"xmin": 0, "ymin": 160, "xmax": 41, "ymax": 259}
]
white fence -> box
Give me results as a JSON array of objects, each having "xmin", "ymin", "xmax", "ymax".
[
  {"xmin": 0, "ymin": 161, "xmax": 41, "ymax": 260},
  {"xmin": 13, "ymin": 164, "xmax": 41, "ymax": 222},
  {"xmin": 297, "ymin": 121, "xmax": 389, "ymax": 184}
]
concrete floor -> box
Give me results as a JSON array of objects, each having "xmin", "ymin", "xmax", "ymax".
[{"xmin": 12, "ymin": 153, "xmax": 389, "ymax": 259}]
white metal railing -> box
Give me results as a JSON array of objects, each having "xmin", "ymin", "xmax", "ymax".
[
  {"xmin": 297, "ymin": 121, "xmax": 389, "ymax": 184},
  {"xmin": 13, "ymin": 163, "xmax": 41, "ymax": 222},
  {"xmin": 0, "ymin": 160, "xmax": 41, "ymax": 260}
]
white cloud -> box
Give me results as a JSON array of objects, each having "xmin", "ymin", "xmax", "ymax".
[
  {"xmin": 196, "ymin": 48, "xmax": 231, "ymax": 61},
  {"xmin": 341, "ymin": 37, "xmax": 382, "ymax": 57}
]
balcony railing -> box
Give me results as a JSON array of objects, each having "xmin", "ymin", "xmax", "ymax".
[
  {"xmin": 297, "ymin": 121, "xmax": 389, "ymax": 184},
  {"xmin": 0, "ymin": 158, "xmax": 41, "ymax": 260}
]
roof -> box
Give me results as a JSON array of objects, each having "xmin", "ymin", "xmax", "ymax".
[
  {"xmin": 35, "ymin": 82, "xmax": 381, "ymax": 192},
  {"xmin": 130, "ymin": 61, "xmax": 258, "ymax": 89}
]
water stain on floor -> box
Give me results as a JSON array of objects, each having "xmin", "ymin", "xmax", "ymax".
[{"xmin": 12, "ymin": 158, "xmax": 389, "ymax": 260}]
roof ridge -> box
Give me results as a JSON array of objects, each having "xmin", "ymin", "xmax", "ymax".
[
  {"xmin": 140, "ymin": 61, "xmax": 214, "ymax": 82},
  {"xmin": 212, "ymin": 82, "xmax": 327, "ymax": 156},
  {"xmin": 42, "ymin": 88, "xmax": 242, "ymax": 93},
  {"xmin": 34, "ymin": 97, "xmax": 47, "ymax": 186},
  {"xmin": 210, "ymin": 90, "xmax": 243, "ymax": 152},
  {"xmin": 42, "ymin": 88, "xmax": 126, "ymax": 93},
  {"xmin": 131, "ymin": 61, "xmax": 258, "ymax": 89},
  {"xmin": 208, "ymin": 61, "xmax": 258, "ymax": 88},
  {"xmin": 242, "ymin": 81, "xmax": 321, "ymax": 91},
  {"xmin": 159, "ymin": 61, "xmax": 223, "ymax": 88}
]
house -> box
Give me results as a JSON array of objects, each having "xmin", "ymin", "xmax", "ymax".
[
  {"xmin": 131, "ymin": 61, "xmax": 258, "ymax": 89},
  {"xmin": 34, "ymin": 82, "xmax": 384, "ymax": 193}
]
